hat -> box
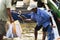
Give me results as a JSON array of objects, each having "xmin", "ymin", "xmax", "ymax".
[{"xmin": 27, "ymin": 2, "xmax": 37, "ymax": 10}]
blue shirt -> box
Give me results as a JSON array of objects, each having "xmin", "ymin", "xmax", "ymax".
[{"xmin": 31, "ymin": 8, "xmax": 51, "ymax": 28}]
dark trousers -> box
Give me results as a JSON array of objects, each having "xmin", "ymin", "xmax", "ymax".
[
  {"xmin": 0, "ymin": 20, "xmax": 6, "ymax": 40},
  {"xmin": 35, "ymin": 25, "xmax": 54, "ymax": 40},
  {"xmin": 0, "ymin": 20, "xmax": 6, "ymax": 35},
  {"xmin": 56, "ymin": 22, "xmax": 60, "ymax": 36}
]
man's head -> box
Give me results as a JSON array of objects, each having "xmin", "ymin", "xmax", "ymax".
[
  {"xmin": 38, "ymin": 0, "xmax": 45, "ymax": 8},
  {"xmin": 52, "ymin": 0, "xmax": 57, "ymax": 2}
]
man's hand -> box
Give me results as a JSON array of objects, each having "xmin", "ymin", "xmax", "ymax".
[
  {"xmin": 7, "ymin": 8, "xmax": 14, "ymax": 23},
  {"xmin": 10, "ymin": 17, "xmax": 14, "ymax": 23},
  {"xmin": 51, "ymin": 24, "xmax": 56, "ymax": 28}
]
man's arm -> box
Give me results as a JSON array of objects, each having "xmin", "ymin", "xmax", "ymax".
[
  {"xmin": 19, "ymin": 15, "xmax": 35, "ymax": 22},
  {"xmin": 44, "ymin": 4, "xmax": 51, "ymax": 11},
  {"xmin": 50, "ymin": 17, "xmax": 53, "ymax": 26},
  {"xmin": 7, "ymin": 8, "xmax": 13, "ymax": 23},
  {"xmin": 6, "ymin": 0, "xmax": 14, "ymax": 23}
]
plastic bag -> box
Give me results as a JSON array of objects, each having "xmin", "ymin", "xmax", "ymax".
[
  {"xmin": 6, "ymin": 20, "xmax": 22, "ymax": 38},
  {"xmin": 48, "ymin": 12, "xmax": 59, "ymax": 39}
]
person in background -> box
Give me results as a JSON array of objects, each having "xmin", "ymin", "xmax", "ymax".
[
  {"xmin": 52, "ymin": 0, "xmax": 60, "ymax": 9},
  {"xmin": 0, "ymin": 0, "xmax": 13, "ymax": 40},
  {"xmin": 11, "ymin": 0, "xmax": 17, "ymax": 5}
]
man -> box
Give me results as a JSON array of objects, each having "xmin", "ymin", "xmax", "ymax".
[
  {"xmin": 31, "ymin": 4, "xmax": 54, "ymax": 40},
  {"xmin": 12, "ymin": 0, "xmax": 17, "ymax": 5},
  {"xmin": 20, "ymin": 2, "xmax": 54, "ymax": 40},
  {"xmin": 0, "ymin": 0, "xmax": 13, "ymax": 40}
]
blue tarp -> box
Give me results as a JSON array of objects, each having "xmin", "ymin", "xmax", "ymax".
[{"xmin": 11, "ymin": 10, "xmax": 31, "ymax": 21}]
